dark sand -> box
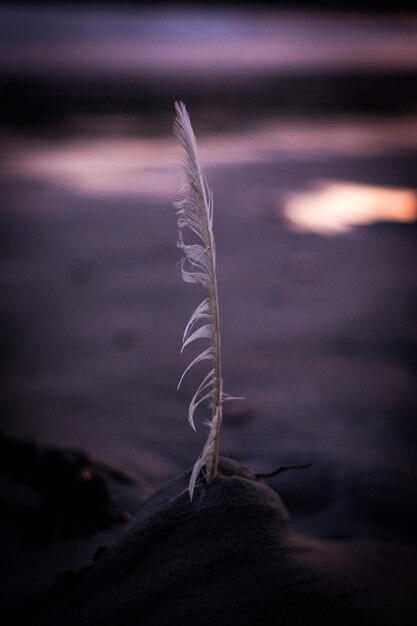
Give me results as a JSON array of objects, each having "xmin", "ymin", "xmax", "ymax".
[
  {"xmin": 0, "ymin": 432, "xmax": 152, "ymax": 624},
  {"xmin": 24, "ymin": 458, "xmax": 415, "ymax": 626}
]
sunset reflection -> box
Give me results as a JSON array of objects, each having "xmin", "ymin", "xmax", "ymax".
[
  {"xmin": 6, "ymin": 116, "xmax": 417, "ymax": 197},
  {"xmin": 283, "ymin": 181, "xmax": 417, "ymax": 234}
]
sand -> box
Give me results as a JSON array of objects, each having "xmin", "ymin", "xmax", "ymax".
[
  {"xmin": 10, "ymin": 457, "xmax": 408, "ymax": 626},
  {"xmin": 1, "ymin": 440, "xmax": 415, "ymax": 624},
  {"xmin": 1, "ymin": 143, "xmax": 416, "ymax": 624}
]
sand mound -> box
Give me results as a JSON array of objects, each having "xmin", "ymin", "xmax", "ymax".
[{"xmin": 34, "ymin": 457, "xmax": 411, "ymax": 626}]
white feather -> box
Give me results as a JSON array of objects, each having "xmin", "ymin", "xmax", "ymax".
[
  {"xmin": 173, "ymin": 101, "xmax": 225, "ymax": 499},
  {"xmin": 177, "ymin": 346, "xmax": 215, "ymax": 391},
  {"xmin": 181, "ymin": 324, "xmax": 213, "ymax": 353},
  {"xmin": 182, "ymin": 298, "xmax": 211, "ymax": 343}
]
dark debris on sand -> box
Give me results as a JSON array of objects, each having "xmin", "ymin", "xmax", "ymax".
[
  {"xmin": 0, "ymin": 432, "xmax": 149, "ymax": 625},
  {"xmin": 0, "ymin": 432, "xmax": 134, "ymax": 544}
]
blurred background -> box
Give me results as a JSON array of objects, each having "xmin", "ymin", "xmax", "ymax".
[{"xmin": 1, "ymin": 2, "xmax": 416, "ymax": 542}]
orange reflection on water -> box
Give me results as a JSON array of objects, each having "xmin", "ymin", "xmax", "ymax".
[
  {"xmin": 6, "ymin": 137, "xmax": 178, "ymax": 197},
  {"xmin": 7, "ymin": 116, "xmax": 417, "ymax": 198},
  {"xmin": 283, "ymin": 181, "xmax": 417, "ymax": 234}
]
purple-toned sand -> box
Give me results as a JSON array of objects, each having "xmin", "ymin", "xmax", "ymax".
[{"xmin": 23, "ymin": 458, "xmax": 414, "ymax": 626}]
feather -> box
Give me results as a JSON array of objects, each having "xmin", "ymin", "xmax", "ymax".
[
  {"xmin": 182, "ymin": 298, "xmax": 211, "ymax": 344},
  {"xmin": 173, "ymin": 101, "xmax": 224, "ymax": 500}
]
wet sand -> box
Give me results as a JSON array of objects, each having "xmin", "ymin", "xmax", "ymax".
[{"xmin": 1, "ymin": 128, "xmax": 416, "ymax": 622}]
